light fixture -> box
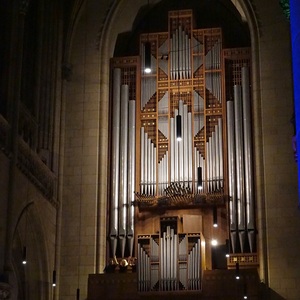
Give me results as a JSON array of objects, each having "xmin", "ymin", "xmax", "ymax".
[
  {"xmin": 76, "ymin": 288, "xmax": 80, "ymax": 300},
  {"xmin": 225, "ymin": 239, "xmax": 230, "ymax": 258},
  {"xmin": 52, "ymin": 270, "xmax": 56, "ymax": 287},
  {"xmin": 243, "ymin": 282, "xmax": 248, "ymax": 299},
  {"xmin": 197, "ymin": 167, "xmax": 203, "ymax": 190},
  {"xmin": 144, "ymin": 42, "xmax": 152, "ymax": 74},
  {"xmin": 213, "ymin": 206, "xmax": 218, "ymax": 227},
  {"xmin": 176, "ymin": 115, "xmax": 182, "ymax": 141},
  {"xmin": 211, "ymin": 239, "xmax": 218, "ymax": 246},
  {"xmin": 235, "ymin": 262, "xmax": 240, "ymax": 280},
  {"xmin": 22, "ymin": 246, "xmax": 27, "ymax": 265}
]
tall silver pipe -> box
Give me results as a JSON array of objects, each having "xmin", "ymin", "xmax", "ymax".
[
  {"xmin": 188, "ymin": 112, "xmax": 193, "ymax": 187},
  {"xmin": 234, "ymin": 85, "xmax": 246, "ymax": 252},
  {"xmin": 140, "ymin": 127, "xmax": 145, "ymax": 194},
  {"xmin": 170, "ymin": 118, "xmax": 175, "ymax": 182},
  {"xmin": 214, "ymin": 125, "xmax": 220, "ymax": 189},
  {"xmin": 183, "ymin": 104, "xmax": 189, "ymax": 183},
  {"xmin": 174, "ymin": 110, "xmax": 179, "ymax": 181},
  {"xmin": 178, "ymin": 26, "xmax": 182, "ymax": 79},
  {"xmin": 174, "ymin": 29, "xmax": 178, "ymax": 80},
  {"xmin": 119, "ymin": 84, "xmax": 129, "ymax": 258},
  {"xmin": 153, "ymin": 146, "xmax": 157, "ymax": 195},
  {"xmin": 218, "ymin": 118, "xmax": 223, "ymax": 188},
  {"xmin": 242, "ymin": 66, "xmax": 255, "ymax": 252},
  {"xmin": 211, "ymin": 131, "xmax": 216, "ymax": 190},
  {"xmin": 144, "ymin": 132, "xmax": 148, "ymax": 193},
  {"xmin": 149, "ymin": 139, "xmax": 153, "ymax": 195},
  {"xmin": 110, "ymin": 68, "xmax": 121, "ymax": 257},
  {"xmin": 127, "ymin": 100, "xmax": 135, "ymax": 256},
  {"xmin": 227, "ymin": 100, "xmax": 237, "ymax": 252},
  {"xmin": 179, "ymin": 101, "xmax": 184, "ymax": 182}
]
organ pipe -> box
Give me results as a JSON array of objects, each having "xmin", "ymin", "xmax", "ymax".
[
  {"xmin": 127, "ymin": 100, "xmax": 136, "ymax": 256},
  {"xmin": 119, "ymin": 84, "xmax": 129, "ymax": 258},
  {"xmin": 110, "ymin": 68, "xmax": 121, "ymax": 257},
  {"xmin": 234, "ymin": 85, "xmax": 246, "ymax": 252},
  {"xmin": 242, "ymin": 66, "xmax": 255, "ymax": 252},
  {"xmin": 227, "ymin": 100, "xmax": 237, "ymax": 253}
]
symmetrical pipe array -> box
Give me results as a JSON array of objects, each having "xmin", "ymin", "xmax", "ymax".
[
  {"xmin": 227, "ymin": 66, "xmax": 255, "ymax": 253},
  {"xmin": 170, "ymin": 26, "xmax": 191, "ymax": 80},
  {"xmin": 110, "ymin": 68, "xmax": 136, "ymax": 258},
  {"xmin": 137, "ymin": 229, "xmax": 202, "ymax": 292}
]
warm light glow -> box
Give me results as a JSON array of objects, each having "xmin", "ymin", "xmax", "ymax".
[
  {"xmin": 22, "ymin": 260, "xmax": 27, "ymax": 265},
  {"xmin": 236, "ymin": 275, "xmax": 240, "ymax": 280},
  {"xmin": 177, "ymin": 136, "xmax": 182, "ymax": 141},
  {"xmin": 213, "ymin": 223, "xmax": 218, "ymax": 228},
  {"xmin": 211, "ymin": 239, "xmax": 218, "ymax": 246},
  {"xmin": 201, "ymin": 241, "xmax": 206, "ymax": 246},
  {"xmin": 225, "ymin": 253, "xmax": 230, "ymax": 258},
  {"xmin": 52, "ymin": 283, "xmax": 56, "ymax": 287},
  {"xmin": 244, "ymin": 296, "xmax": 248, "ymax": 299},
  {"xmin": 198, "ymin": 185, "xmax": 203, "ymax": 190},
  {"xmin": 144, "ymin": 67, "xmax": 151, "ymax": 74}
]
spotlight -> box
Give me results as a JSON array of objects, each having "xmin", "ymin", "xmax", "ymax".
[
  {"xmin": 176, "ymin": 115, "xmax": 182, "ymax": 141},
  {"xmin": 197, "ymin": 167, "xmax": 203, "ymax": 190},
  {"xmin": 235, "ymin": 262, "xmax": 240, "ymax": 280},
  {"xmin": 52, "ymin": 270, "xmax": 56, "ymax": 287},
  {"xmin": 144, "ymin": 42, "xmax": 152, "ymax": 74},
  {"xmin": 213, "ymin": 206, "xmax": 218, "ymax": 227},
  {"xmin": 22, "ymin": 246, "xmax": 27, "ymax": 265}
]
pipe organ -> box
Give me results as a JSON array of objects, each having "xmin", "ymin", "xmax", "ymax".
[
  {"xmin": 108, "ymin": 9, "xmax": 256, "ymax": 293},
  {"xmin": 137, "ymin": 222, "xmax": 204, "ymax": 292}
]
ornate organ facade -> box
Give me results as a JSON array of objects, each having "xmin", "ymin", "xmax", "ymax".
[{"xmin": 108, "ymin": 9, "xmax": 256, "ymax": 292}]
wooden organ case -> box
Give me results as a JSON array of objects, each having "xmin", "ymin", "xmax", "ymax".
[{"xmin": 108, "ymin": 9, "xmax": 257, "ymax": 293}]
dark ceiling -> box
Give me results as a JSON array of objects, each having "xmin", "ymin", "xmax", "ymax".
[{"xmin": 114, "ymin": 0, "xmax": 250, "ymax": 57}]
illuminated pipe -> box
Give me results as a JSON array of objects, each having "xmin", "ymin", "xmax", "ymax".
[
  {"xmin": 188, "ymin": 112, "xmax": 193, "ymax": 187},
  {"xmin": 140, "ymin": 127, "xmax": 145, "ymax": 194},
  {"xmin": 170, "ymin": 118, "xmax": 175, "ymax": 182},
  {"xmin": 144, "ymin": 132, "xmax": 148, "ymax": 193},
  {"xmin": 215, "ymin": 123, "xmax": 220, "ymax": 189},
  {"xmin": 110, "ymin": 68, "xmax": 121, "ymax": 256},
  {"xmin": 127, "ymin": 100, "xmax": 135, "ymax": 256},
  {"xmin": 242, "ymin": 66, "xmax": 255, "ymax": 252},
  {"xmin": 175, "ymin": 110, "xmax": 179, "ymax": 181},
  {"xmin": 227, "ymin": 100, "xmax": 237, "ymax": 252},
  {"xmin": 178, "ymin": 100, "xmax": 184, "ymax": 182},
  {"xmin": 218, "ymin": 118, "xmax": 223, "ymax": 188},
  {"xmin": 119, "ymin": 84, "xmax": 129, "ymax": 258},
  {"xmin": 178, "ymin": 26, "xmax": 182, "ymax": 79},
  {"xmin": 149, "ymin": 139, "xmax": 153, "ymax": 195},
  {"xmin": 183, "ymin": 105, "xmax": 189, "ymax": 183},
  {"xmin": 234, "ymin": 85, "xmax": 246, "ymax": 252}
]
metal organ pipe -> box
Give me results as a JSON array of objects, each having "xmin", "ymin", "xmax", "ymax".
[
  {"xmin": 242, "ymin": 66, "xmax": 255, "ymax": 252},
  {"xmin": 188, "ymin": 112, "xmax": 193, "ymax": 187},
  {"xmin": 227, "ymin": 100, "xmax": 237, "ymax": 253},
  {"xmin": 110, "ymin": 68, "xmax": 121, "ymax": 257},
  {"xmin": 234, "ymin": 85, "xmax": 246, "ymax": 253},
  {"xmin": 178, "ymin": 101, "xmax": 184, "ymax": 182},
  {"xmin": 119, "ymin": 84, "xmax": 129, "ymax": 258},
  {"xmin": 183, "ymin": 105, "xmax": 188, "ymax": 183},
  {"xmin": 127, "ymin": 100, "xmax": 135, "ymax": 256},
  {"xmin": 140, "ymin": 127, "xmax": 145, "ymax": 194},
  {"xmin": 218, "ymin": 118, "xmax": 223, "ymax": 188}
]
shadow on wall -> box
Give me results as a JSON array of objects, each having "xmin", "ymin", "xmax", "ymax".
[{"xmin": 260, "ymin": 283, "xmax": 286, "ymax": 300}]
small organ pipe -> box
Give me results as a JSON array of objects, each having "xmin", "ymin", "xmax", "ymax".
[
  {"xmin": 174, "ymin": 110, "xmax": 179, "ymax": 181},
  {"xmin": 110, "ymin": 68, "xmax": 121, "ymax": 257}
]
